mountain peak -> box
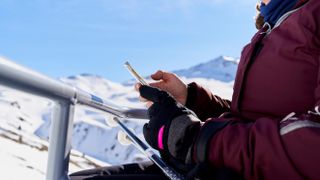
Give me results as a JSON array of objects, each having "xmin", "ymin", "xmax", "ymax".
[
  {"xmin": 173, "ymin": 55, "xmax": 239, "ymax": 82},
  {"xmin": 220, "ymin": 55, "xmax": 239, "ymax": 63}
]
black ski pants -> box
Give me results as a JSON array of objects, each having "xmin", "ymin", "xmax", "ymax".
[
  {"xmin": 69, "ymin": 161, "xmax": 168, "ymax": 180},
  {"xmin": 69, "ymin": 161, "xmax": 243, "ymax": 180}
]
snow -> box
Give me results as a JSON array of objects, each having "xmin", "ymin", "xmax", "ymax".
[
  {"xmin": 0, "ymin": 56, "xmax": 236, "ymax": 179},
  {"xmin": 174, "ymin": 56, "xmax": 239, "ymax": 82},
  {"xmin": 0, "ymin": 126, "xmax": 109, "ymax": 180},
  {"xmin": 0, "ymin": 87, "xmax": 109, "ymax": 179},
  {"xmin": 0, "ymin": 135, "xmax": 46, "ymax": 180}
]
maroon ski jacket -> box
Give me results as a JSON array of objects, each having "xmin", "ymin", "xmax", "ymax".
[{"xmin": 186, "ymin": 0, "xmax": 320, "ymax": 179}]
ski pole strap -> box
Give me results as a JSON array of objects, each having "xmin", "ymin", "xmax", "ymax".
[{"xmin": 195, "ymin": 120, "xmax": 230, "ymax": 163}]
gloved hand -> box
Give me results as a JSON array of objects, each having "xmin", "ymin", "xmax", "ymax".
[{"xmin": 139, "ymin": 85, "xmax": 201, "ymax": 168}]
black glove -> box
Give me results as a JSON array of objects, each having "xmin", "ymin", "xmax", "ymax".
[{"xmin": 139, "ymin": 85, "xmax": 201, "ymax": 171}]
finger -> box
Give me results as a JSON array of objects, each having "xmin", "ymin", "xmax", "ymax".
[
  {"xmin": 134, "ymin": 83, "xmax": 142, "ymax": 91},
  {"xmin": 154, "ymin": 70, "xmax": 176, "ymax": 82},
  {"xmin": 139, "ymin": 96, "xmax": 148, "ymax": 102},
  {"xmin": 136, "ymin": 83, "xmax": 148, "ymax": 102},
  {"xmin": 149, "ymin": 82, "xmax": 165, "ymax": 90},
  {"xmin": 146, "ymin": 101, "xmax": 153, "ymax": 108},
  {"xmin": 151, "ymin": 70, "xmax": 164, "ymax": 81}
]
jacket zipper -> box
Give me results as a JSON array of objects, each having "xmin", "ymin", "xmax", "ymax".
[{"xmin": 263, "ymin": 5, "xmax": 306, "ymax": 35}]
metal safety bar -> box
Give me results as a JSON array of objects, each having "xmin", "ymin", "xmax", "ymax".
[{"xmin": 0, "ymin": 57, "xmax": 148, "ymax": 180}]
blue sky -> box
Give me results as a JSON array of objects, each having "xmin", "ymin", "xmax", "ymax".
[{"xmin": 0, "ymin": 0, "xmax": 257, "ymax": 82}]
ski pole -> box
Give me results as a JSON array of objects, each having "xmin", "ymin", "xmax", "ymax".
[{"xmin": 113, "ymin": 117, "xmax": 185, "ymax": 180}]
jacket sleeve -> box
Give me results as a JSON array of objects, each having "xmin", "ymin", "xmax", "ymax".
[
  {"xmin": 193, "ymin": 112, "xmax": 320, "ymax": 179},
  {"xmin": 185, "ymin": 82, "xmax": 231, "ymax": 121}
]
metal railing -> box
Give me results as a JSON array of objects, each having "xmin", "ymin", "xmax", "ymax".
[{"xmin": 0, "ymin": 57, "xmax": 148, "ymax": 180}]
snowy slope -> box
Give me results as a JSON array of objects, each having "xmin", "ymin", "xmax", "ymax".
[
  {"xmin": 0, "ymin": 86, "xmax": 109, "ymax": 180},
  {"xmin": 0, "ymin": 55, "xmax": 236, "ymax": 179}
]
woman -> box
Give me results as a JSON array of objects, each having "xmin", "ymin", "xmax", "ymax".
[{"xmin": 71, "ymin": 0, "xmax": 320, "ymax": 179}]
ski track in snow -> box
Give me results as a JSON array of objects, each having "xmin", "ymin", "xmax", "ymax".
[{"xmin": 0, "ymin": 57, "xmax": 235, "ymax": 179}]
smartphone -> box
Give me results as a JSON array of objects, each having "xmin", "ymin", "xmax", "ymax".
[{"xmin": 124, "ymin": 61, "xmax": 149, "ymax": 86}]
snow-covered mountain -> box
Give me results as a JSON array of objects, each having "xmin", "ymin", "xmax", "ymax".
[
  {"xmin": 0, "ymin": 56, "xmax": 237, "ymax": 179},
  {"xmin": 174, "ymin": 56, "xmax": 239, "ymax": 82}
]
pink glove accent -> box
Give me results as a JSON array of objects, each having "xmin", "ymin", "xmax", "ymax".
[{"xmin": 158, "ymin": 125, "xmax": 165, "ymax": 150}]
